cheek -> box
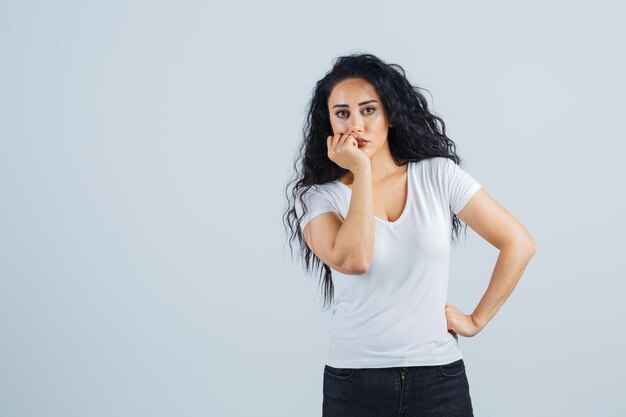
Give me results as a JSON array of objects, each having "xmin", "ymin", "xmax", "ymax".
[{"xmin": 372, "ymin": 113, "xmax": 386, "ymax": 126}]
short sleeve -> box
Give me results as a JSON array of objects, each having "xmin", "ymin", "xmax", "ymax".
[
  {"xmin": 294, "ymin": 185, "xmax": 338, "ymax": 230},
  {"xmin": 440, "ymin": 158, "xmax": 483, "ymax": 215}
]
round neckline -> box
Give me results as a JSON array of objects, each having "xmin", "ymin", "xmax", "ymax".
[{"xmin": 334, "ymin": 162, "xmax": 412, "ymax": 225}]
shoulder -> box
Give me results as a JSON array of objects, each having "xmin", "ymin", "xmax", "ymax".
[
  {"xmin": 295, "ymin": 182, "xmax": 341, "ymax": 203},
  {"xmin": 425, "ymin": 156, "xmax": 453, "ymax": 167},
  {"xmin": 410, "ymin": 156, "xmax": 453, "ymax": 173},
  {"xmin": 294, "ymin": 182, "xmax": 345, "ymax": 227},
  {"xmin": 301, "ymin": 181, "xmax": 337, "ymax": 195}
]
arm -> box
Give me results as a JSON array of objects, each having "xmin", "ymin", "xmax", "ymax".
[
  {"xmin": 301, "ymin": 165, "xmax": 376, "ymax": 274},
  {"xmin": 333, "ymin": 165, "xmax": 376, "ymax": 273},
  {"xmin": 445, "ymin": 188, "xmax": 537, "ymax": 336}
]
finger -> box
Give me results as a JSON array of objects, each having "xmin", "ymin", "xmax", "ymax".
[
  {"xmin": 337, "ymin": 134, "xmax": 346, "ymax": 149},
  {"xmin": 332, "ymin": 133, "xmax": 341, "ymax": 153},
  {"xmin": 328, "ymin": 134, "xmax": 335, "ymax": 153},
  {"xmin": 339, "ymin": 133, "xmax": 352, "ymax": 149},
  {"xmin": 335, "ymin": 133, "xmax": 348, "ymax": 152}
]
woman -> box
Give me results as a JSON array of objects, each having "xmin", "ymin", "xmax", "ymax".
[{"xmin": 284, "ymin": 53, "xmax": 537, "ymax": 417}]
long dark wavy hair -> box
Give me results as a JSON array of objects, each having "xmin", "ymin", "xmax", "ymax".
[{"xmin": 283, "ymin": 52, "xmax": 473, "ymax": 310}]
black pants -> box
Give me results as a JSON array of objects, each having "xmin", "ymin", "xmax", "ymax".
[{"xmin": 322, "ymin": 358, "xmax": 474, "ymax": 417}]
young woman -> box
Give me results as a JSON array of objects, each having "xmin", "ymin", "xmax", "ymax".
[{"xmin": 284, "ymin": 53, "xmax": 537, "ymax": 417}]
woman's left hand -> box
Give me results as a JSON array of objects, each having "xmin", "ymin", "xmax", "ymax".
[{"xmin": 445, "ymin": 303, "xmax": 483, "ymax": 337}]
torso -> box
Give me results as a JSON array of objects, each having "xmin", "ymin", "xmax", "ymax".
[{"xmin": 338, "ymin": 162, "xmax": 410, "ymax": 223}]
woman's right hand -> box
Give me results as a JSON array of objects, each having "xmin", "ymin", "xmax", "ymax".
[{"xmin": 327, "ymin": 133, "xmax": 370, "ymax": 172}]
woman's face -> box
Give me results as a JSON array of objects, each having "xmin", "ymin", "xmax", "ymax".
[{"xmin": 327, "ymin": 77, "xmax": 393, "ymax": 158}]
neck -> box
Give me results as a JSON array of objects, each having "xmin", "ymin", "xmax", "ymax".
[
  {"xmin": 367, "ymin": 145, "xmax": 403, "ymax": 183},
  {"xmin": 345, "ymin": 145, "xmax": 403, "ymax": 184}
]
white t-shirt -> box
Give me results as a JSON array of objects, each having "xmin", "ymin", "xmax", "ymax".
[{"xmin": 295, "ymin": 156, "xmax": 482, "ymax": 368}]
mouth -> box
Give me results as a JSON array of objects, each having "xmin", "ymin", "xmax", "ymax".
[{"xmin": 356, "ymin": 139, "xmax": 369, "ymax": 147}]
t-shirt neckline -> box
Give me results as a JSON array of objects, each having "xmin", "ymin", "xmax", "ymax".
[{"xmin": 333, "ymin": 162, "xmax": 412, "ymax": 225}]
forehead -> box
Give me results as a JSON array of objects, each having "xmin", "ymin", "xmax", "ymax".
[{"xmin": 328, "ymin": 78, "xmax": 380, "ymax": 105}]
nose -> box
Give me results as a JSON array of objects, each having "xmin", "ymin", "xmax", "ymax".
[{"xmin": 347, "ymin": 115, "xmax": 365, "ymax": 134}]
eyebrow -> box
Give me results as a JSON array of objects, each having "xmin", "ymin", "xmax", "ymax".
[{"xmin": 332, "ymin": 99, "xmax": 378, "ymax": 109}]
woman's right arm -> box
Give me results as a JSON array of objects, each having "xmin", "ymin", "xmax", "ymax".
[
  {"xmin": 303, "ymin": 165, "xmax": 375, "ymax": 275},
  {"xmin": 333, "ymin": 165, "xmax": 375, "ymax": 273}
]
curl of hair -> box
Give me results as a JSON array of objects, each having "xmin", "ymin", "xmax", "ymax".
[{"xmin": 283, "ymin": 52, "xmax": 472, "ymax": 311}]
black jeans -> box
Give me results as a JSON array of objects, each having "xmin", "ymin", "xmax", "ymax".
[{"xmin": 322, "ymin": 358, "xmax": 474, "ymax": 417}]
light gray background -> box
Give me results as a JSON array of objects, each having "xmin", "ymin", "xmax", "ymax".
[{"xmin": 1, "ymin": 1, "xmax": 624, "ymax": 416}]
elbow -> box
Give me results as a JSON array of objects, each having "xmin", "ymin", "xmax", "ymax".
[
  {"xmin": 337, "ymin": 246, "xmax": 373, "ymax": 275},
  {"xmin": 504, "ymin": 237, "xmax": 537, "ymax": 259},
  {"xmin": 351, "ymin": 263, "xmax": 370, "ymax": 275},
  {"xmin": 344, "ymin": 257, "xmax": 370, "ymax": 275},
  {"xmin": 527, "ymin": 237, "xmax": 538, "ymax": 255}
]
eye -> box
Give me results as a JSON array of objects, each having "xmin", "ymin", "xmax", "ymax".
[{"xmin": 334, "ymin": 107, "xmax": 376, "ymax": 118}]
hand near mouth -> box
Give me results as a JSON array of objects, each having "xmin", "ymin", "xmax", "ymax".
[{"xmin": 327, "ymin": 132, "xmax": 371, "ymax": 172}]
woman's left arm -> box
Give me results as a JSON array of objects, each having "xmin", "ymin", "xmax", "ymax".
[{"xmin": 445, "ymin": 188, "xmax": 537, "ymax": 337}]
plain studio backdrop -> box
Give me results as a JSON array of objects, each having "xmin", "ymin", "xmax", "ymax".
[{"xmin": 1, "ymin": 1, "xmax": 624, "ymax": 416}]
